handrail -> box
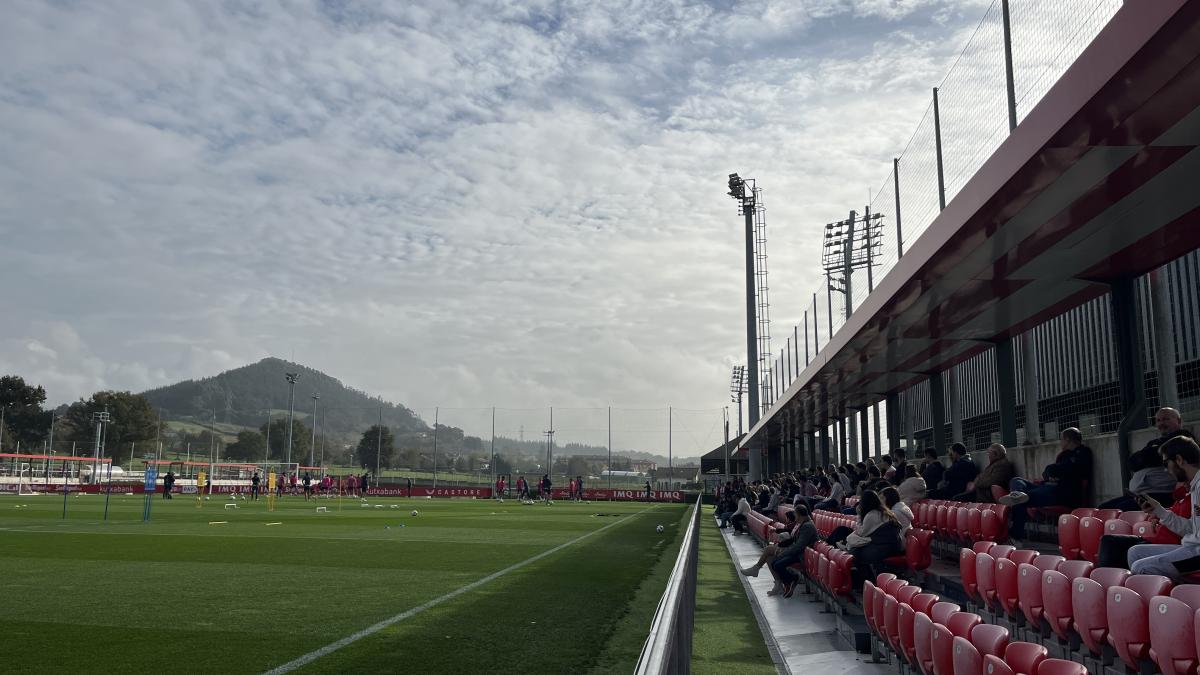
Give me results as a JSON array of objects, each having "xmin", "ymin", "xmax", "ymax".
[{"xmin": 635, "ymin": 496, "xmax": 702, "ymax": 675}]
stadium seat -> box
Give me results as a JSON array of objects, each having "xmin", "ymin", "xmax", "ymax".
[
  {"xmin": 968, "ymin": 507, "xmax": 984, "ymax": 541},
  {"xmin": 1134, "ymin": 519, "xmax": 1183, "ymax": 545},
  {"xmin": 1106, "ymin": 574, "xmax": 1172, "ymax": 673},
  {"xmin": 912, "ymin": 592, "xmax": 940, "ymax": 615},
  {"xmin": 1057, "ymin": 514, "xmax": 1081, "ymax": 560},
  {"xmin": 976, "ymin": 552, "xmax": 999, "ymax": 612},
  {"xmin": 990, "ymin": 544, "xmax": 1016, "ymax": 559},
  {"xmin": 1172, "ymin": 584, "xmax": 1200, "ymax": 608},
  {"xmin": 1071, "ymin": 507, "xmax": 1098, "ymax": 519},
  {"xmin": 1035, "ymin": 658, "xmax": 1087, "ymax": 675},
  {"xmin": 914, "ymin": 611, "xmax": 937, "ymax": 675},
  {"xmin": 884, "ymin": 594, "xmax": 902, "ymax": 654},
  {"xmin": 1008, "ymin": 549, "xmax": 1039, "ymax": 566},
  {"xmin": 981, "ymin": 508, "xmax": 1009, "ymax": 542},
  {"xmin": 907, "ymin": 528, "xmax": 934, "ymax": 572},
  {"xmin": 931, "ymin": 612, "xmax": 981, "ymax": 675},
  {"xmin": 898, "ymin": 601, "xmax": 919, "ymax": 668},
  {"xmin": 971, "ymin": 623, "xmax": 1010, "ymax": 659},
  {"xmin": 956, "ymin": 507, "xmax": 972, "ymax": 542},
  {"xmin": 995, "ymin": 557, "xmax": 1023, "ymax": 621},
  {"xmin": 1017, "ymin": 562, "xmax": 1055, "ymax": 633},
  {"xmin": 935, "ymin": 505, "xmax": 950, "ymax": 537},
  {"xmin": 1119, "ymin": 510, "xmax": 1149, "ymax": 526},
  {"xmin": 974, "ymin": 541, "xmax": 997, "ymax": 555},
  {"xmin": 1042, "ymin": 560, "xmax": 1094, "ymax": 643},
  {"xmin": 1104, "ymin": 518, "xmax": 1133, "ymax": 536},
  {"xmin": 1072, "ymin": 567, "xmax": 1130, "ymax": 657},
  {"xmin": 863, "ymin": 581, "xmax": 880, "ymax": 634},
  {"xmin": 952, "ymin": 635, "xmax": 982, "ymax": 675},
  {"xmin": 983, "ymin": 641, "xmax": 1048, "ymax": 675},
  {"xmin": 1149, "ymin": 594, "xmax": 1199, "ymax": 675},
  {"xmin": 961, "ymin": 548, "xmax": 982, "ymax": 603},
  {"xmin": 1095, "ymin": 508, "xmax": 1122, "ymax": 522},
  {"xmin": 1078, "ymin": 516, "xmax": 1104, "ymax": 564}
]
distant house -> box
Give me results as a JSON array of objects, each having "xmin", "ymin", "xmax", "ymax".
[{"xmin": 699, "ymin": 435, "xmax": 747, "ymax": 477}]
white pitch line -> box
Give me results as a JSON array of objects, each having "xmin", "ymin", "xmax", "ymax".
[{"xmin": 263, "ymin": 507, "xmax": 656, "ymax": 675}]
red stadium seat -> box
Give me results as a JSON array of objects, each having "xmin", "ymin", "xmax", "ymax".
[
  {"xmin": 974, "ymin": 541, "xmax": 996, "ymax": 555},
  {"xmin": 976, "ymin": 553, "xmax": 998, "ymax": 612},
  {"xmin": 1172, "ymin": 584, "xmax": 1200, "ymax": 608},
  {"xmin": 1042, "ymin": 561, "xmax": 1094, "ymax": 643},
  {"xmin": 1105, "ymin": 518, "xmax": 1133, "ymax": 536},
  {"xmin": 1071, "ymin": 507, "xmax": 1097, "ymax": 519},
  {"xmin": 961, "ymin": 548, "xmax": 981, "ymax": 602},
  {"xmin": 1149, "ymin": 595, "xmax": 1199, "ymax": 675},
  {"xmin": 932, "ymin": 612, "xmax": 981, "ymax": 675},
  {"xmin": 914, "ymin": 611, "xmax": 937, "ymax": 675},
  {"xmin": 1135, "ymin": 519, "xmax": 1183, "ymax": 545},
  {"xmin": 911, "ymin": 592, "xmax": 940, "ymax": 615},
  {"xmin": 990, "ymin": 544, "xmax": 1016, "ymax": 559},
  {"xmin": 1008, "ymin": 549, "xmax": 1039, "ymax": 566},
  {"xmin": 1072, "ymin": 567, "xmax": 1130, "ymax": 656},
  {"xmin": 1057, "ymin": 514, "xmax": 1081, "ymax": 560},
  {"xmin": 1107, "ymin": 575, "xmax": 1173, "ymax": 673},
  {"xmin": 995, "ymin": 557, "xmax": 1023, "ymax": 620},
  {"xmin": 1119, "ymin": 511, "xmax": 1150, "ymax": 526},
  {"xmin": 1035, "ymin": 659, "xmax": 1088, "ymax": 675},
  {"xmin": 991, "ymin": 484, "xmax": 1009, "ymax": 502},
  {"xmin": 898, "ymin": 601, "xmax": 919, "ymax": 667},
  {"xmin": 907, "ymin": 528, "xmax": 934, "ymax": 572},
  {"xmin": 863, "ymin": 581, "xmax": 880, "ymax": 634},
  {"xmin": 931, "ymin": 601, "xmax": 961, "ymax": 625},
  {"xmin": 935, "ymin": 505, "xmax": 950, "ymax": 536},
  {"xmin": 1095, "ymin": 508, "xmax": 1122, "ymax": 522},
  {"xmin": 971, "ymin": 623, "xmax": 1010, "ymax": 659},
  {"xmin": 983, "ymin": 654, "xmax": 1013, "ymax": 675},
  {"xmin": 1078, "ymin": 516, "xmax": 1104, "ymax": 564},
  {"xmin": 1000, "ymin": 641, "xmax": 1048, "ymax": 675},
  {"xmin": 873, "ymin": 586, "xmax": 888, "ymax": 640},
  {"xmin": 884, "ymin": 594, "xmax": 902, "ymax": 653},
  {"xmin": 981, "ymin": 508, "xmax": 1009, "ymax": 542},
  {"xmin": 956, "ymin": 507, "xmax": 971, "ymax": 541},
  {"xmin": 968, "ymin": 507, "xmax": 984, "ymax": 541},
  {"xmin": 952, "ymin": 635, "xmax": 982, "ymax": 675}
]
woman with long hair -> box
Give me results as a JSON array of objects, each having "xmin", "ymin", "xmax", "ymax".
[{"xmin": 830, "ymin": 489, "xmax": 906, "ymax": 588}]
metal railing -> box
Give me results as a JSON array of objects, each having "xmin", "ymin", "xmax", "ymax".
[{"xmin": 635, "ymin": 496, "xmax": 702, "ymax": 675}]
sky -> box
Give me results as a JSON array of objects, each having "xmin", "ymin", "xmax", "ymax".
[{"xmin": 0, "ymin": 0, "xmax": 1000, "ymax": 449}]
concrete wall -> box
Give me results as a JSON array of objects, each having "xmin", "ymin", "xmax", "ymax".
[{"xmin": 958, "ymin": 423, "xmax": 1197, "ymax": 505}]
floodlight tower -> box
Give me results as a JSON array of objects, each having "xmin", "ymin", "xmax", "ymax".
[
  {"xmin": 309, "ymin": 393, "xmax": 320, "ymax": 467},
  {"xmin": 91, "ymin": 409, "xmax": 111, "ymax": 482},
  {"xmin": 822, "ymin": 208, "xmax": 884, "ymax": 319},
  {"xmin": 728, "ymin": 173, "xmax": 768, "ymax": 481},
  {"xmin": 729, "ymin": 365, "xmax": 747, "ymax": 437},
  {"xmin": 284, "ymin": 372, "xmax": 299, "ymax": 470}
]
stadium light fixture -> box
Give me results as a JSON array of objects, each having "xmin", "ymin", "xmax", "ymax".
[{"xmin": 284, "ymin": 372, "xmax": 300, "ymax": 470}]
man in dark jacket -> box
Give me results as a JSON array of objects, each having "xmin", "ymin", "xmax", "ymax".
[
  {"xmin": 1099, "ymin": 407, "xmax": 1190, "ymax": 511},
  {"xmin": 921, "ymin": 448, "xmax": 945, "ymax": 494},
  {"xmin": 766, "ymin": 506, "xmax": 819, "ymax": 597},
  {"xmin": 1001, "ymin": 427, "xmax": 1095, "ymax": 541},
  {"xmin": 960, "ymin": 443, "xmax": 1016, "ymax": 502},
  {"xmin": 940, "ymin": 443, "xmax": 978, "ymax": 498}
]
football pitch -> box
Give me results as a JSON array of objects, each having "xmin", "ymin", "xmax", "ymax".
[{"xmin": 0, "ymin": 493, "xmax": 688, "ymax": 674}]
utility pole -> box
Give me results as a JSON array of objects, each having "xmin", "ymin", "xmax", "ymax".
[{"xmin": 310, "ymin": 393, "xmax": 320, "ymax": 467}]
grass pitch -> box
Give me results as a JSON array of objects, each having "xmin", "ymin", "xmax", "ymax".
[{"xmin": 0, "ymin": 493, "xmax": 686, "ymax": 674}]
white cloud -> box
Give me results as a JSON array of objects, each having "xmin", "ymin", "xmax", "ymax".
[{"xmin": 0, "ymin": 0, "xmax": 1033, "ymax": 449}]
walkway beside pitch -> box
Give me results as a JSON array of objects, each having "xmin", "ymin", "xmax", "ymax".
[{"xmin": 718, "ymin": 525, "xmax": 891, "ymax": 675}]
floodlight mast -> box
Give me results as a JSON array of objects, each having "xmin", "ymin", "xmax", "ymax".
[
  {"xmin": 284, "ymin": 372, "xmax": 299, "ymax": 471},
  {"xmin": 728, "ymin": 173, "xmax": 762, "ymax": 481}
]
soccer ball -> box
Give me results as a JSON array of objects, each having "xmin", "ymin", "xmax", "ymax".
[
  {"xmin": 656, "ymin": 525, "xmax": 664, "ymax": 533},
  {"xmin": 411, "ymin": 510, "xmax": 419, "ymax": 517}
]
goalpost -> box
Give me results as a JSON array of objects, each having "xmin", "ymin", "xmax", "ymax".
[{"xmin": 17, "ymin": 463, "xmax": 39, "ymax": 496}]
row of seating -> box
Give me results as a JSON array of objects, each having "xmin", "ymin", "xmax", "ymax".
[
  {"xmin": 961, "ymin": 540, "xmax": 1200, "ymax": 674},
  {"xmin": 802, "ymin": 528, "xmax": 936, "ymax": 598},
  {"xmin": 1055, "ymin": 508, "xmax": 1179, "ymax": 563},
  {"xmin": 863, "ymin": 570, "xmax": 1085, "ymax": 675},
  {"xmin": 913, "ymin": 500, "xmax": 1009, "ymax": 545}
]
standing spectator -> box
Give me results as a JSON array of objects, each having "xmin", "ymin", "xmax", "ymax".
[
  {"xmin": 249, "ymin": 471, "xmax": 259, "ymax": 500},
  {"xmin": 1100, "ymin": 407, "xmax": 1190, "ymax": 511},
  {"xmin": 890, "ymin": 449, "xmax": 909, "ymax": 487},
  {"xmin": 361, "ymin": 472, "xmax": 370, "ymax": 496},
  {"xmin": 921, "ymin": 448, "xmax": 946, "ymax": 495},
  {"xmin": 962, "ymin": 444, "xmax": 1015, "ymax": 502},
  {"xmin": 936, "ymin": 443, "xmax": 978, "ymax": 499},
  {"xmin": 1127, "ymin": 436, "xmax": 1200, "ymax": 581},
  {"xmin": 575, "ymin": 475, "xmax": 584, "ymax": 501},
  {"xmin": 881, "ymin": 455, "xmax": 896, "ymax": 482},
  {"xmin": 897, "ymin": 464, "xmax": 926, "ymax": 505},
  {"xmin": 163, "ymin": 471, "xmax": 175, "ymax": 500}
]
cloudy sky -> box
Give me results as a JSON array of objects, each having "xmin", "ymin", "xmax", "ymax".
[{"xmin": 2, "ymin": 0, "xmax": 998, "ymax": 442}]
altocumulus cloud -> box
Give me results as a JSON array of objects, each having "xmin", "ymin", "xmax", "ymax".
[{"xmin": 0, "ymin": 0, "xmax": 991, "ymax": 445}]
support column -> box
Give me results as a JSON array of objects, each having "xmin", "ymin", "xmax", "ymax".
[
  {"xmin": 904, "ymin": 389, "xmax": 916, "ymax": 453},
  {"xmin": 1021, "ymin": 331, "xmax": 1041, "ymax": 444},
  {"xmin": 949, "ymin": 366, "xmax": 962, "ymax": 443},
  {"xmin": 1151, "ymin": 268, "xmax": 1179, "ymax": 409},
  {"xmin": 995, "ymin": 339, "xmax": 1018, "ymax": 447},
  {"xmin": 929, "ymin": 372, "xmax": 947, "ymax": 454},
  {"xmin": 872, "ymin": 404, "xmax": 882, "ymax": 459},
  {"xmin": 847, "ymin": 409, "xmax": 859, "ymax": 462},
  {"xmin": 886, "ymin": 392, "xmax": 900, "ymax": 452},
  {"xmin": 1111, "ymin": 279, "xmax": 1149, "ymax": 487},
  {"xmin": 859, "ymin": 407, "xmax": 870, "ymax": 459},
  {"xmin": 819, "ymin": 424, "xmax": 831, "ymax": 468}
]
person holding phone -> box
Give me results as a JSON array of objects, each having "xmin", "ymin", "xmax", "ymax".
[{"xmin": 1127, "ymin": 436, "xmax": 1200, "ymax": 580}]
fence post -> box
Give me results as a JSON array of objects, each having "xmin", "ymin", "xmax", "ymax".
[
  {"xmin": 933, "ymin": 87, "xmax": 946, "ymax": 211},
  {"xmin": 893, "ymin": 158, "xmax": 904, "ymax": 258}
]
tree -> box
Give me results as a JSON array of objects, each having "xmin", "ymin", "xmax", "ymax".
[
  {"xmin": 566, "ymin": 456, "xmax": 591, "ymax": 480},
  {"xmin": 493, "ymin": 454, "xmax": 513, "ymax": 476},
  {"xmin": 453, "ymin": 454, "xmax": 470, "ymax": 472},
  {"xmin": 62, "ymin": 391, "xmax": 159, "ymax": 459},
  {"xmin": 259, "ymin": 418, "xmax": 311, "ymax": 463},
  {"xmin": 355, "ymin": 425, "xmax": 394, "ymax": 469},
  {"xmin": 0, "ymin": 375, "xmax": 52, "ymax": 448},
  {"xmin": 225, "ymin": 430, "xmax": 267, "ymax": 462}
]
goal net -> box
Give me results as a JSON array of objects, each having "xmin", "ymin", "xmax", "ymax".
[{"xmin": 17, "ymin": 463, "xmax": 39, "ymax": 496}]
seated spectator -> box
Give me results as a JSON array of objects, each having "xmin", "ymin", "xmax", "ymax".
[
  {"xmin": 1100, "ymin": 407, "xmax": 1190, "ymax": 511},
  {"xmin": 827, "ymin": 489, "xmax": 904, "ymax": 589},
  {"xmin": 756, "ymin": 487, "xmax": 782, "ymax": 515},
  {"xmin": 921, "ymin": 448, "xmax": 945, "ymax": 493},
  {"xmin": 1128, "ymin": 436, "xmax": 1200, "ymax": 581},
  {"xmin": 838, "ymin": 465, "xmax": 854, "ymax": 495},
  {"xmin": 961, "ymin": 443, "xmax": 1015, "ymax": 502},
  {"xmin": 931, "ymin": 443, "xmax": 977, "ymax": 499},
  {"xmin": 1000, "ymin": 428, "xmax": 1094, "ymax": 542},
  {"xmin": 719, "ymin": 493, "xmax": 752, "ymax": 534},
  {"xmin": 881, "ymin": 455, "xmax": 896, "ymax": 482},
  {"xmin": 890, "ymin": 448, "xmax": 908, "ymax": 487},
  {"xmin": 882, "ymin": 486, "xmax": 913, "ymax": 535},
  {"xmin": 1098, "ymin": 482, "xmax": 1189, "ymax": 568},
  {"xmin": 898, "ymin": 464, "xmax": 926, "ymax": 505},
  {"xmin": 812, "ymin": 475, "xmax": 844, "ymax": 512},
  {"xmin": 743, "ymin": 506, "xmax": 820, "ymax": 596},
  {"xmin": 753, "ymin": 484, "xmax": 771, "ymax": 512}
]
